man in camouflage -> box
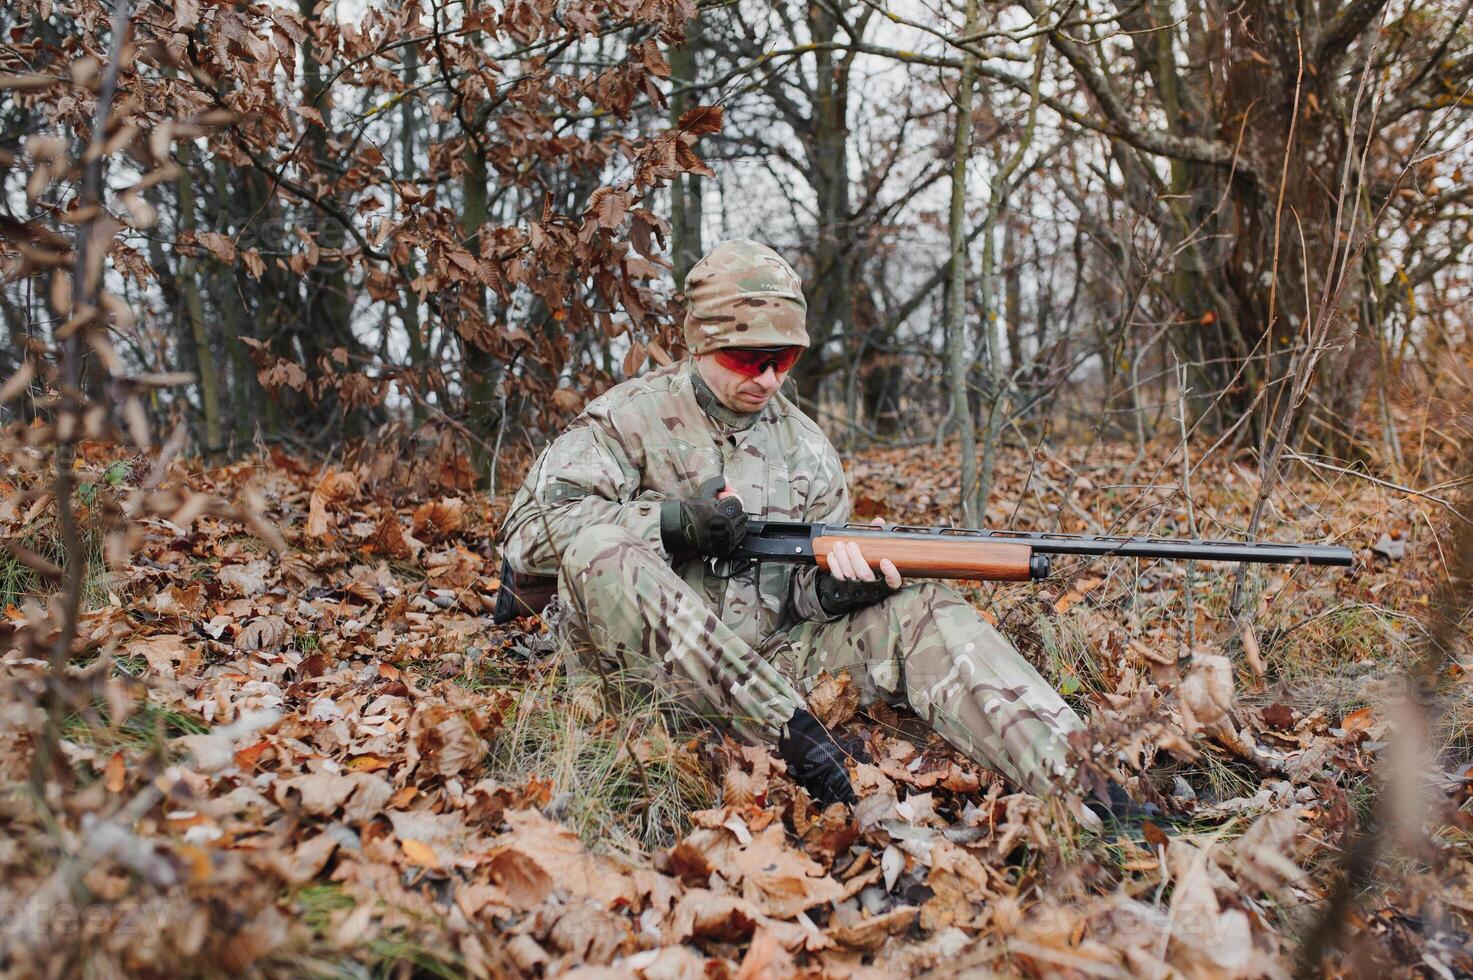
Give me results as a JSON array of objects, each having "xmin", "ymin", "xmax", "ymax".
[{"xmin": 501, "ymin": 239, "xmax": 1087, "ymax": 806}]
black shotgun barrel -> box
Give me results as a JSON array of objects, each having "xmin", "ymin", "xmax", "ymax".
[
  {"xmin": 734, "ymin": 520, "xmax": 1355, "ymax": 567},
  {"xmin": 915, "ymin": 526, "xmax": 1354, "ymax": 566}
]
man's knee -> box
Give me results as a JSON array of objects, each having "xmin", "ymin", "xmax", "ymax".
[
  {"xmin": 885, "ymin": 581, "xmax": 971, "ymax": 629},
  {"xmin": 892, "ymin": 580, "xmax": 964, "ymax": 609},
  {"xmin": 560, "ymin": 523, "xmax": 645, "ymax": 580}
]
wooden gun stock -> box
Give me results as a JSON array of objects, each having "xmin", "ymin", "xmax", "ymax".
[{"xmin": 813, "ymin": 536, "xmax": 1039, "ymax": 581}]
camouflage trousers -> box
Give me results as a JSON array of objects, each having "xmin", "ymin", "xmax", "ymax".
[{"xmin": 557, "ymin": 525, "xmax": 1084, "ymax": 796}]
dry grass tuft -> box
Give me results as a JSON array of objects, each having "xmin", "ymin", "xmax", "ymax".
[{"xmin": 483, "ymin": 660, "xmax": 715, "ymax": 857}]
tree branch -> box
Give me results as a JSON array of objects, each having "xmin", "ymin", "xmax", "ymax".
[{"xmin": 1315, "ymin": 0, "xmax": 1390, "ymax": 67}]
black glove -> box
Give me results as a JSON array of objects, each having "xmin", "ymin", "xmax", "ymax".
[
  {"xmin": 660, "ymin": 489, "xmax": 747, "ymax": 557},
  {"xmin": 817, "ymin": 572, "xmax": 895, "ymax": 616},
  {"xmin": 777, "ymin": 709, "xmax": 858, "ymax": 807},
  {"xmin": 1085, "ymin": 782, "xmax": 1162, "ymax": 825}
]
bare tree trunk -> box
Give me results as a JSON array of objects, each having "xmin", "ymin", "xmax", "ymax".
[
  {"xmin": 974, "ymin": 42, "xmax": 1045, "ymax": 522},
  {"xmin": 401, "ymin": 40, "xmax": 426, "ymax": 420},
  {"xmin": 461, "ymin": 142, "xmax": 497, "ymax": 461},
  {"xmin": 790, "ymin": 1, "xmax": 854, "ymax": 407},
  {"xmin": 670, "ymin": 15, "xmax": 704, "ymax": 292},
  {"xmin": 1003, "ymin": 215, "xmax": 1023, "ymax": 391},
  {"xmin": 177, "ymin": 143, "xmax": 222, "ymax": 460},
  {"xmin": 295, "ymin": 0, "xmax": 355, "ymax": 433},
  {"xmin": 943, "ymin": 0, "xmax": 979, "ymax": 524}
]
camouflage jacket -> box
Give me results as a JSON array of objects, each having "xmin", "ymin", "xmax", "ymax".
[{"xmin": 500, "ymin": 359, "xmax": 851, "ymax": 646}]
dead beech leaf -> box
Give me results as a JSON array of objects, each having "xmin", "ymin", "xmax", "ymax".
[
  {"xmin": 701, "ymin": 824, "xmax": 844, "ymax": 919},
  {"xmin": 174, "ymin": 0, "xmax": 199, "ymax": 29},
  {"xmin": 234, "ymin": 739, "xmax": 272, "ymax": 770},
  {"xmin": 346, "ymin": 753, "xmax": 391, "ymax": 773},
  {"xmin": 1230, "ymin": 808, "xmax": 1307, "ymax": 894},
  {"xmin": 1341, "ymin": 706, "xmax": 1375, "ymax": 734},
  {"xmin": 196, "ymin": 230, "xmax": 236, "ymax": 263},
  {"xmin": 622, "ymin": 341, "xmax": 647, "ymax": 377},
  {"xmin": 342, "ymin": 774, "xmax": 393, "ymax": 825},
  {"xmin": 1178, "ymin": 653, "xmax": 1235, "ymax": 735},
  {"xmin": 276, "ymin": 772, "xmax": 357, "ymax": 816},
  {"xmin": 307, "ymin": 468, "xmax": 358, "ymax": 538},
  {"xmin": 939, "ymin": 764, "xmax": 981, "ymax": 794},
  {"xmin": 828, "ymin": 906, "xmax": 918, "ymax": 950},
  {"xmin": 411, "ymin": 498, "xmax": 463, "ymax": 542},
  {"xmin": 1053, "ymin": 589, "xmax": 1084, "ymax": 614},
  {"xmin": 920, "ymin": 869, "xmax": 973, "ymax": 931},
  {"xmin": 487, "ymin": 809, "xmax": 636, "ymax": 910},
  {"xmin": 235, "ymin": 615, "xmax": 289, "ymax": 652},
  {"xmin": 668, "ymin": 889, "xmax": 762, "ymax": 943},
  {"xmin": 129, "ymin": 633, "xmax": 190, "ymax": 675},
  {"xmin": 722, "ymin": 767, "xmax": 765, "ymax": 809},
  {"xmin": 175, "ymin": 709, "xmax": 280, "ymax": 773},
  {"xmin": 104, "ymin": 750, "xmax": 126, "ymax": 793},
  {"xmin": 257, "ymin": 833, "xmax": 339, "ymax": 886},
  {"xmin": 736, "ymin": 927, "xmax": 796, "ymax": 979},
  {"xmin": 1261, "ymin": 703, "xmax": 1296, "ymax": 730},
  {"xmin": 677, "ymin": 104, "xmax": 725, "ymax": 135},
  {"xmin": 365, "ymin": 511, "xmax": 410, "ymax": 558},
  {"xmin": 807, "ymin": 670, "xmax": 858, "ymax": 728},
  {"xmin": 217, "ymin": 559, "xmax": 271, "ymax": 597},
  {"xmin": 1166, "ymin": 838, "xmax": 1256, "ymax": 973},
  {"xmin": 1142, "ymin": 821, "xmax": 1170, "ymax": 849},
  {"xmin": 666, "ymin": 840, "xmax": 714, "ymax": 886},
  {"xmin": 401, "ymin": 838, "xmax": 440, "ymax": 868},
  {"xmin": 407, "ymin": 702, "xmax": 485, "ymax": 777}
]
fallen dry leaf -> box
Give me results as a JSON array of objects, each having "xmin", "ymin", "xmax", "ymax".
[
  {"xmin": 828, "ymin": 906, "xmax": 918, "ymax": 950},
  {"xmin": 1178, "ymin": 653, "xmax": 1235, "ymax": 735},
  {"xmin": 487, "ymin": 809, "xmax": 636, "ymax": 910},
  {"xmin": 400, "ymin": 838, "xmax": 440, "ymax": 868},
  {"xmin": 668, "ymin": 889, "xmax": 762, "ymax": 943},
  {"xmin": 307, "ymin": 469, "xmax": 358, "ymax": 538},
  {"xmin": 412, "ymin": 498, "xmax": 464, "ymax": 542},
  {"xmin": 235, "ymin": 615, "xmax": 290, "ymax": 652},
  {"xmin": 1341, "ymin": 706, "xmax": 1375, "ymax": 734},
  {"xmin": 808, "ymin": 670, "xmax": 859, "ymax": 728},
  {"xmin": 728, "ymin": 825, "xmax": 845, "ymax": 919},
  {"xmin": 217, "ymin": 560, "xmax": 271, "ymax": 596},
  {"xmin": 406, "ymin": 702, "xmax": 486, "ymax": 777},
  {"xmin": 104, "ymin": 750, "xmax": 125, "ymax": 793}
]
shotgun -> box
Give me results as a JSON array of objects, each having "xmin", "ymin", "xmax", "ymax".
[
  {"xmin": 727, "ymin": 520, "xmax": 1355, "ymax": 581},
  {"xmin": 493, "ymin": 515, "xmax": 1353, "ymax": 622}
]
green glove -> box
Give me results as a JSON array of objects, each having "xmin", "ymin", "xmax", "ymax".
[{"xmin": 660, "ymin": 481, "xmax": 748, "ymax": 557}]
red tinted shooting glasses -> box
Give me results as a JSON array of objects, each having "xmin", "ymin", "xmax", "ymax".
[{"xmin": 712, "ymin": 345, "xmax": 803, "ymax": 378}]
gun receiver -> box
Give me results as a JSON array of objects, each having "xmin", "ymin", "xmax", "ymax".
[{"xmin": 730, "ymin": 521, "xmax": 1356, "ymax": 582}]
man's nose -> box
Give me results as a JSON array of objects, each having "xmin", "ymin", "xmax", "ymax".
[{"xmin": 757, "ymin": 366, "xmax": 778, "ymax": 388}]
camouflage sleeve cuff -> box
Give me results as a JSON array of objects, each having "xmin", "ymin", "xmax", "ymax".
[
  {"xmin": 787, "ymin": 564, "xmax": 844, "ymax": 624},
  {"xmin": 614, "ymin": 495, "xmax": 668, "ymax": 559}
]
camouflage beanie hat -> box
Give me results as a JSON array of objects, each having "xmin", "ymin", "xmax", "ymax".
[{"xmin": 682, "ymin": 239, "xmax": 809, "ymax": 354}]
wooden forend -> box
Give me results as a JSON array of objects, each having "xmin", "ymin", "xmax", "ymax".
[{"xmin": 812, "ymin": 537, "xmax": 1036, "ymax": 582}]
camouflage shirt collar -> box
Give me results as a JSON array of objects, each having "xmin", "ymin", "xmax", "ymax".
[{"xmin": 688, "ymin": 360, "xmax": 763, "ymax": 432}]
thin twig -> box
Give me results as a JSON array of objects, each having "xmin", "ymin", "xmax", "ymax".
[
  {"xmin": 1284, "ymin": 451, "xmax": 1473, "ymax": 526},
  {"xmin": 38, "ymin": 0, "xmax": 135, "ymax": 795}
]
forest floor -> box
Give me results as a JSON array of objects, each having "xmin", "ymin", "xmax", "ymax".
[{"xmin": 1, "ymin": 434, "xmax": 1470, "ymax": 977}]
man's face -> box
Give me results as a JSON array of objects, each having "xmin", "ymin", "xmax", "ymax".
[{"xmin": 695, "ymin": 346, "xmax": 803, "ymax": 413}]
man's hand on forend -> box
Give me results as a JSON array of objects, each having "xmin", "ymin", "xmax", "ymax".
[
  {"xmin": 777, "ymin": 709, "xmax": 858, "ymax": 807},
  {"xmin": 660, "ymin": 481, "xmax": 748, "ymax": 557},
  {"xmin": 819, "ymin": 517, "xmax": 902, "ymax": 614}
]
